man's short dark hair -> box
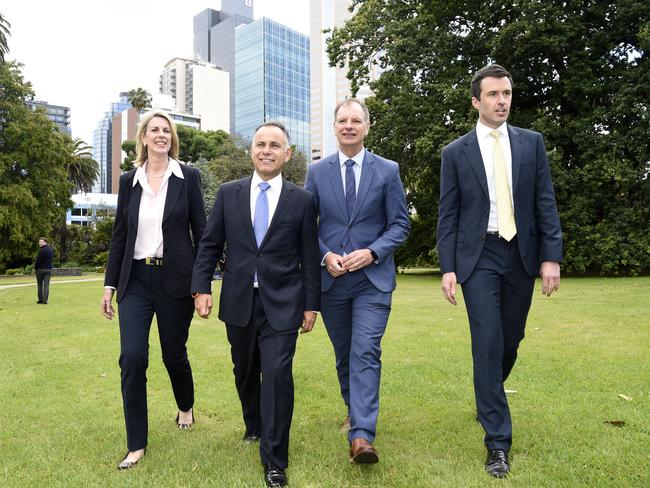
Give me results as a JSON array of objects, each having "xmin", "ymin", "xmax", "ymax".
[
  {"xmin": 471, "ymin": 64, "xmax": 513, "ymax": 100},
  {"xmin": 39, "ymin": 237, "xmax": 48, "ymax": 243},
  {"xmin": 255, "ymin": 121, "xmax": 291, "ymax": 147},
  {"xmin": 334, "ymin": 98, "xmax": 370, "ymax": 124}
]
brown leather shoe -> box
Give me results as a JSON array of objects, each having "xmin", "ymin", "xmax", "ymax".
[
  {"xmin": 349, "ymin": 437, "xmax": 379, "ymax": 464},
  {"xmin": 340, "ymin": 415, "xmax": 351, "ymax": 433}
]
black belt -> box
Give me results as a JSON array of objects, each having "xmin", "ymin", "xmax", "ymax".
[
  {"xmin": 141, "ymin": 257, "xmax": 163, "ymax": 266},
  {"xmin": 486, "ymin": 231, "xmax": 516, "ymax": 241}
]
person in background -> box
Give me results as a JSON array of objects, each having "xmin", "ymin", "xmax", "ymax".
[
  {"xmin": 101, "ymin": 111, "xmax": 206, "ymax": 470},
  {"xmin": 35, "ymin": 237, "xmax": 53, "ymax": 304}
]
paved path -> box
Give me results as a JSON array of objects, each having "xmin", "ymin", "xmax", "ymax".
[{"xmin": 0, "ymin": 278, "xmax": 103, "ymax": 290}]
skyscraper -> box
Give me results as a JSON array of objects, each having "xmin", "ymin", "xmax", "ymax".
[
  {"xmin": 235, "ymin": 17, "xmax": 310, "ymax": 157},
  {"xmin": 309, "ymin": 0, "xmax": 377, "ymax": 161},
  {"xmin": 193, "ymin": 0, "xmax": 254, "ymax": 133},
  {"xmin": 92, "ymin": 92, "xmax": 131, "ymax": 193}
]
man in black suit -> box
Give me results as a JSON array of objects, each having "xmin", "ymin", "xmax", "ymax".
[
  {"xmin": 192, "ymin": 122, "xmax": 320, "ymax": 488},
  {"xmin": 437, "ymin": 64, "xmax": 562, "ymax": 478},
  {"xmin": 35, "ymin": 237, "xmax": 53, "ymax": 304}
]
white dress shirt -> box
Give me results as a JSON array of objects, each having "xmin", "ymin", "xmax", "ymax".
[
  {"xmin": 338, "ymin": 148, "xmax": 365, "ymax": 196},
  {"xmin": 250, "ymin": 171, "xmax": 283, "ymax": 287},
  {"xmin": 476, "ymin": 121, "xmax": 513, "ymax": 233},
  {"xmin": 133, "ymin": 158, "xmax": 184, "ymax": 259}
]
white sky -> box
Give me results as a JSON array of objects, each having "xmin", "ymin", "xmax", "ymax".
[{"xmin": 2, "ymin": 0, "xmax": 309, "ymax": 145}]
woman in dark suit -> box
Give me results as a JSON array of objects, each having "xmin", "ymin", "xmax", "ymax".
[{"xmin": 101, "ymin": 111, "xmax": 206, "ymax": 469}]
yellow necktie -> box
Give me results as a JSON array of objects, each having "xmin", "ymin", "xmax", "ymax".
[{"xmin": 490, "ymin": 130, "xmax": 516, "ymax": 241}]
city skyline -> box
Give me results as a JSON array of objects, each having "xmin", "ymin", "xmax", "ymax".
[{"xmin": 2, "ymin": 0, "xmax": 309, "ymax": 148}]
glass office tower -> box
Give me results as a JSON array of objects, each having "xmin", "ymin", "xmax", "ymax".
[
  {"xmin": 92, "ymin": 93, "xmax": 131, "ymax": 193},
  {"xmin": 235, "ymin": 18, "xmax": 310, "ymax": 158}
]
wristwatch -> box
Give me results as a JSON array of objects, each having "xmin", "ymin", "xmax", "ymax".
[{"xmin": 369, "ymin": 249, "xmax": 378, "ymax": 260}]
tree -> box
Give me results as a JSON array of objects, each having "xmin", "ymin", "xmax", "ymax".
[
  {"xmin": 65, "ymin": 137, "xmax": 98, "ymax": 193},
  {"xmin": 120, "ymin": 139, "xmax": 137, "ymax": 172},
  {"xmin": 328, "ymin": 0, "xmax": 650, "ymax": 275},
  {"xmin": 0, "ymin": 12, "xmax": 10, "ymax": 63},
  {"xmin": 127, "ymin": 88, "xmax": 151, "ymax": 112},
  {"xmin": 0, "ymin": 62, "xmax": 72, "ymax": 271}
]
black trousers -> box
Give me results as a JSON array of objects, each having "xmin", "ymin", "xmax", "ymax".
[
  {"xmin": 461, "ymin": 235, "xmax": 534, "ymax": 451},
  {"xmin": 226, "ymin": 289, "xmax": 298, "ymax": 470},
  {"xmin": 117, "ymin": 260, "xmax": 195, "ymax": 451},
  {"xmin": 36, "ymin": 269, "xmax": 51, "ymax": 303}
]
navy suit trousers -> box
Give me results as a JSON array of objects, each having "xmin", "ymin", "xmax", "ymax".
[
  {"xmin": 118, "ymin": 260, "xmax": 195, "ymax": 451},
  {"xmin": 461, "ymin": 234, "xmax": 534, "ymax": 451}
]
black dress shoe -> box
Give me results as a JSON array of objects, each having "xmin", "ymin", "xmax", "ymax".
[
  {"xmin": 242, "ymin": 433, "xmax": 261, "ymax": 443},
  {"xmin": 263, "ymin": 463, "xmax": 287, "ymax": 487},
  {"xmin": 485, "ymin": 449, "xmax": 510, "ymax": 478}
]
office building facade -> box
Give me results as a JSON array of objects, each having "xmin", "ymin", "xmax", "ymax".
[
  {"xmin": 27, "ymin": 100, "xmax": 72, "ymax": 135},
  {"xmin": 193, "ymin": 0, "xmax": 254, "ymax": 132},
  {"xmin": 160, "ymin": 57, "xmax": 230, "ymax": 132},
  {"xmin": 235, "ymin": 17, "xmax": 310, "ymax": 157},
  {"xmin": 92, "ymin": 92, "xmax": 131, "ymax": 193}
]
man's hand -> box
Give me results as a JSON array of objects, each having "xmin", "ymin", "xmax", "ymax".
[
  {"xmin": 101, "ymin": 288, "xmax": 115, "ymax": 319},
  {"xmin": 341, "ymin": 249, "xmax": 373, "ymax": 272},
  {"xmin": 194, "ymin": 293, "xmax": 213, "ymax": 318},
  {"xmin": 441, "ymin": 272, "xmax": 458, "ymax": 305},
  {"xmin": 540, "ymin": 261, "xmax": 560, "ymax": 297},
  {"xmin": 324, "ymin": 252, "xmax": 347, "ymax": 277},
  {"xmin": 300, "ymin": 311, "xmax": 317, "ymax": 334}
]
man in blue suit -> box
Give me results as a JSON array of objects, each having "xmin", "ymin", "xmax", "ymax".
[
  {"xmin": 437, "ymin": 64, "xmax": 562, "ymax": 478},
  {"xmin": 305, "ymin": 98, "xmax": 410, "ymax": 464}
]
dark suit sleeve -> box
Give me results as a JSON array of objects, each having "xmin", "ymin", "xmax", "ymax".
[
  {"xmin": 304, "ymin": 165, "xmax": 331, "ymax": 259},
  {"xmin": 104, "ymin": 175, "xmax": 130, "ymax": 287},
  {"xmin": 533, "ymin": 134, "xmax": 563, "ymax": 262},
  {"xmin": 437, "ymin": 144, "xmax": 460, "ymax": 274},
  {"xmin": 368, "ymin": 162, "xmax": 410, "ymax": 261},
  {"xmin": 299, "ymin": 195, "xmax": 321, "ymax": 311},
  {"xmin": 188, "ymin": 168, "xmax": 207, "ymax": 247},
  {"xmin": 191, "ymin": 185, "xmax": 226, "ymax": 294}
]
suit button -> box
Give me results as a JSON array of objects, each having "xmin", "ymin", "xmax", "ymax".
[
  {"xmin": 480, "ymin": 236, "xmax": 484, "ymax": 241},
  {"xmin": 484, "ymin": 212, "xmax": 488, "ymax": 217}
]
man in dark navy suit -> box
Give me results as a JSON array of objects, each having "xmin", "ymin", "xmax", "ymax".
[
  {"xmin": 437, "ymin": 64, "xmax": 562, "ymax": 478},
  {"xmin": 192, "ymin": 122, "xmax": 320, "ymax": 488}
]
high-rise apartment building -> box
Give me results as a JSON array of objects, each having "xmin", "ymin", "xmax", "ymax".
[
  {"xmin": 92, "ymin": 92, "xmax": 131, "ymax": 193},
  {"xmin": 235, "ymin": 17, "xmax": 310, "ymax": 157},
  {"xmin": 27, "ymin": 100, "xmax": 72, "ymax": 135},
  {"xmin": 309, "ymin": 0, "xmax": 378, "ymax": 161},
  {"xmin": 160, "ymin": 57, "xmax": 230, "ymax": 132},
  {"xmin": 193, "ymin": 0, "xmax": 254, "ymax": 132}
]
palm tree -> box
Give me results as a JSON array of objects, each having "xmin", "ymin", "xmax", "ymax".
[
  {"xmin": 0, "ymin": 12, "xmax": 10, "ymax": 63},
  {"xmin": 127, "ymin": 88, "xmax": 152, "ymax": 112},
  {"xmin": 65, "ymin": 137, "xmax": 98, "ymax": 193}
]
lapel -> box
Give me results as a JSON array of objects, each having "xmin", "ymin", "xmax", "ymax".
[
  {"xmin": 162, "ymin": 173, "xmax": 183, "ymax": 225},
  {"xmin": 326, "ymin": 154, "xmax": 349, "ymax": 218},
  {"xmin": 127, "ymin": 176, "xmax": 143, "ymax": 234},
  {"xmin": 259, "ymin": 178, "xmax": 295, "ymax": 250},
  {"xmin": 236, "ymin": 177, "xmax": 258, "ymax": 249},
  {"xmin": 350, "ymin": 150, "xmax": 377, "ymax": 222},
  {"xmin": 507, "ymin": 125, "xmax": 523, "ymax": 197},
  {"xmin": 461, "ymin": 129, "xmax": 489, "ymax": 200}
]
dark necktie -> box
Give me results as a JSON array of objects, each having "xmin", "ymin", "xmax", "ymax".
[
  {"xmin": 345, "ymin": 159, "xmax": 356, "ymax": 219},
  {"xmin": 253, "ymin": 181, "xmax": 270, "ymax": 246}
]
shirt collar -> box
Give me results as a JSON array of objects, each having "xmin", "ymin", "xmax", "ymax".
[
  {"xmin": 251, "ymin": 171, "xmax": 283, "ymax": 193},
  {"xmin": 338, "ymin": 148, "xmax": 365, "ymax": 167},
  {"xmin": 476, "ymin": 121, "xmax": 508, "ymax": 141},
  {"xmin": 133, "ymin": 158, "xmax": 184, "ymax": 187}
]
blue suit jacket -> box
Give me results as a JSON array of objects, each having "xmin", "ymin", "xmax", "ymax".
[
  {"xmin": 437, "ymin": 125, "xmax": 563, "ymax": 284},
  {"xmin": 305, "ymin": 150, "xmax": 410, "ymax": 293}
]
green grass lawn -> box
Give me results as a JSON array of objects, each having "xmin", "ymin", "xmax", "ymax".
[{"xmin": 0, "ymin": 274, "xmax": 648, "ymax": 487}]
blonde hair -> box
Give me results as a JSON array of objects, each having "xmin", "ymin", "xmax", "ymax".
[{"xmin": 135, "ymin": 111, "xmax": 180, "ymax": 165}]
